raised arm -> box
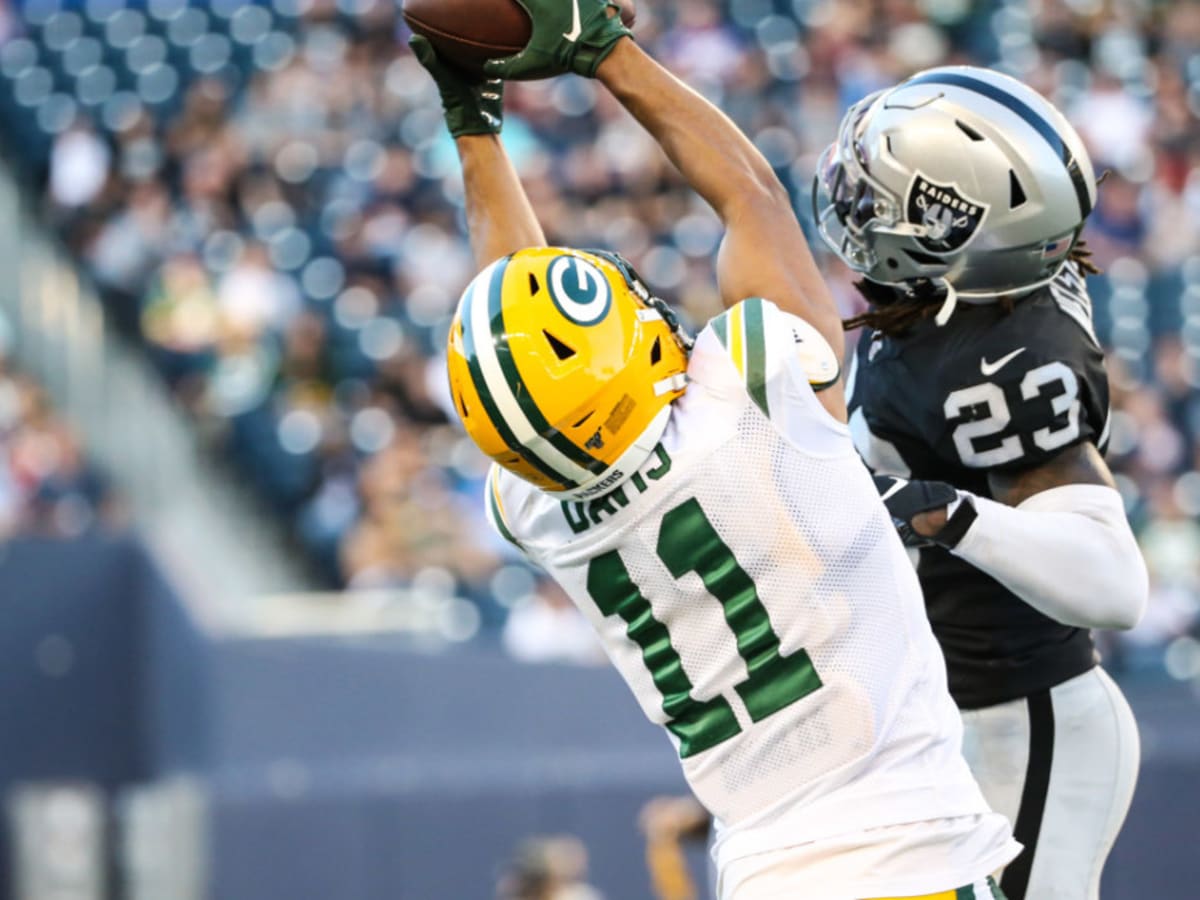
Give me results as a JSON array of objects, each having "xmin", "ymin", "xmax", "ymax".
[
  {"xmin": 457, "ymin": 135, "xmax": 546, "ymax": 267},
  {"xmin": 480, "ymin": 2, "xmax": 844, "ymax": 378},
  {"xmin": 594, "ymin": 41, "xmax": 843, "ymax": 365},
  {"xmin": 410, "ymin": 37, "xmax": 545, "ymax": 268}
]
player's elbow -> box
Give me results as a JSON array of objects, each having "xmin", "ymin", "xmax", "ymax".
[
  {"xmin": 1096, "ymin": 588, "xmax": 1146, "ymax": 632},
  {"xmin": 723, "ymin": 174, "xmax": 793, "ymax": 226},
  {"xmin": 1106, "ymin": 603, "xmax": 1144, "ymax": 632},
  {"xmin": 1091, "ymin": 525, "xmax": 1149, "ymax": 631},
  {"xmin": 1043, "ymin": 492, "xmax": 1149, "ymax": 631},
  {"xmin": 1105, "ymin": 555, "xmax": 1148, "ymax": 631},
  {"xmin": 751, "ymin": 173, "xmax": 793, "ymax": 211}
]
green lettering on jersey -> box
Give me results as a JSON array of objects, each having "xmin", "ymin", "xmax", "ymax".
[
  {"xmin": 645, "ymin": 443, "xmax": 672, "ymax": 480},
  {"xmin": 557, "ymin": 446, "xmax": 672, "ymax": 534},
  {"xmin": 584, "ymin": 496, "xmax": 824, "ymax": 759},
  {"xmin": 588, "ymin": 491, "xmax": 621, "ymax": 525},
  {"xmin": 562, "ymin": 502, "xmax": 590, "ymax": 535}
]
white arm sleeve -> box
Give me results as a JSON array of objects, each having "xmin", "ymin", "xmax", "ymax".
[{"xmin": 952, "ymin": 484, "xmax": 1148, "ymax": 630}]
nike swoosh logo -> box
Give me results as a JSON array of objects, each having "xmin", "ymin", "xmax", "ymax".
[
  {"xmin": 564, "ymin": 0, "xmax": 582, "ymax": 41},
  {"xmin": 980, "ymin": 347, "xmax": 1026, "ymax": 377}
]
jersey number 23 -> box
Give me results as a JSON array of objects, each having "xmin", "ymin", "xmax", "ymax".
[{"xmin": 945, "ymin": 361, "xmax": 1081, "ymax": 467}]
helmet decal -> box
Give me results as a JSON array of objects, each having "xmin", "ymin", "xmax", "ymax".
[
  {"xmin": 459, "ymin": 259, "xmax": 583, "ymax": 489},
  {"xmin": 904, "ymin": 70, "xmax": 1093, "ymax": 218},
  {"xmin": 450, "ymin": 248, "xmax": 690, "ymax": 501},
  {"xmin": 906, "ymin": 173, "xmax": 989, "ymax": 254},
  {"xmin": 547, "ymin": 255, "xmax": 613, "ymax": 326},
  {"xmin": 460, "ymin": 256, "xmax": 615, "ymax": 492},
  {"xmin": 814, "ymin": 66, "xmax": 1098, "ymax": 298},
  {"xmin": 485, "ymin": 259, "xmax": 609, "ymax": 476}
]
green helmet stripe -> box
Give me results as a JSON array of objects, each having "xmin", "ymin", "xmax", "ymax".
[
  {"xmin": 461, "ymin": 259, "xmax": 577, "ymax": 489},
  {"xmin": 489, "ymin": 260, "xmax": 609, "ymax": 476}
]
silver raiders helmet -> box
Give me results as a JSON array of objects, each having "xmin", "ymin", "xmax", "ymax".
[{"xmin": 813, "ymin": 66, "xmax": 1098, "ymax": 302}]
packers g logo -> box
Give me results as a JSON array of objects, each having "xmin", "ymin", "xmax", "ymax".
[{"xmin": 547, "ymin": 256, "xmax": 612, "ymax": 326}]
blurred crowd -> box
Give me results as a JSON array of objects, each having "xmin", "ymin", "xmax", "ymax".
[
  {"xmin": 0, "ymin": 0, "xmax": 1196, "ymax": 668},
  {"xmin": 0, "ymin": 313, "xmax": 116, "ymax": 540}
]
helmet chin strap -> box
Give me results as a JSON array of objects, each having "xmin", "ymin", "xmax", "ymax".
[
  {"xmin": 653, "ymin": 373, "xmax": 689, "ymax": 397},
  {"xmin": 889, "ymin": 239, "xmax": 1076, "ymax": 328},
  {"xmin": 933, "ymin": 280, "xmax": 959, "ymax": 327}
]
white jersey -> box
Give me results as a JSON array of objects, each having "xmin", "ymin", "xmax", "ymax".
[{"xmin": 488, "ymin": 299, "xmax": 1013, "ymax": 878}]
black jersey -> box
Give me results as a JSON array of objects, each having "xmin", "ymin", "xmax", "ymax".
[{"xmin": 847, "ymin": 264, "xmax": 1109, "ymax": 709}]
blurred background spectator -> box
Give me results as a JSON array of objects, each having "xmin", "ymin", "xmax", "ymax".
[
  {"xmin": 502, "ymin": 577, "xmax": 607, "ymax": 666},
  {"xmin": 0, "ymin": 0, "xmax": 1195, "ymax": 674},
  {"xmin": 497, "ymin": 835, "xmax": 604, "ymax": 900},
  {"xmin": 0, "ymin": 312, "xmax": 118, "ymax": 540}
]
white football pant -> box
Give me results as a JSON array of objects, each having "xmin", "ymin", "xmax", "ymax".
[{"xmin": 960, "ymin": 667, "xmax": 1139, "ymax": 900}]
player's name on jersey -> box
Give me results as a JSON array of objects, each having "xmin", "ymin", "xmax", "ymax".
[{"xmin": 562, "ymin": 443, "xmax": 673, "ymax": 534}]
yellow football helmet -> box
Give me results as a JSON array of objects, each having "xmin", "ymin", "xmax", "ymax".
[{"xmin": 447, "ymin": 247, "xmax": 690, "ymax": 501}]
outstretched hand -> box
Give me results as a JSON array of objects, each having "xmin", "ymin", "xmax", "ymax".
[
  {"xmin": 874, "ymin": 474, "xmax": 975, "ymax": 548},
  {"xmin": 482, "ymin": 0, "xmax": 632, "ymax": 81},
  {"xmin": 410, "ymin": 35, "xmax": 504, "ymax": 138}
]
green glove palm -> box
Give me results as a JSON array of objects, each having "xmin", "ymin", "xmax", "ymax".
[
  {"xmin": 410, "ymin": 35, "xmax": 504, "ymax": 138},
  {"xmin": 482, "ymin": 0, "xmax": 632, "ymax": 81}
]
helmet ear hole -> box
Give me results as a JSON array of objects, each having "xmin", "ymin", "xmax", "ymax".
[
  {"xmin": 1009, "ymin": 170, "xmax": 1027, "ymax": 208},
  {"xmin": 955, "ymin": 120, "xmax": 985, "ymax": 142},
  {"xmin": 650, "ymin": 336, "xmax": 662, "ymax": 366},
  {"xmin": 544, "ymin": 330, "xmax": 577, "ymax": 361}
]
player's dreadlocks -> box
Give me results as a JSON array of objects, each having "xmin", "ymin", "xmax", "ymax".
[{"xmin": 843, "ymin": 241, "xmax": 1102, "ymax": 337}]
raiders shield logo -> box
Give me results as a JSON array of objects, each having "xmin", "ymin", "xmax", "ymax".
[{"xmin": 906, "ymin": 173, "xmax": 989, "ymax": 254}]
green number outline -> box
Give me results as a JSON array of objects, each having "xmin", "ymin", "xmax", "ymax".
[{"xmin": 586, "ymin": 498, "xmax": 823, "ymax": 758}]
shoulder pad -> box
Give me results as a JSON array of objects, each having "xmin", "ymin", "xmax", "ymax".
[{"xmin": 790, "ymin": 316, "xmax": 841, "ymax": 391}]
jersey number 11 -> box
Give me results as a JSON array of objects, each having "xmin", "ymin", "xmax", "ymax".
[{"xmin": 586, "ymin": 498, "xmax": 824, "ymax": 759}]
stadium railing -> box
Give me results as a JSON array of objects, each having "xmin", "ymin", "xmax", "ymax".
[{"xmin": 0, "ymin": 164, "xmax": 312, "ymax": 619}]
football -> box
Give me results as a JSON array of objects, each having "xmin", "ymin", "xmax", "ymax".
[{"xmin": 403, "ymin": 0, "xmax": 637, "ymax": 74}]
